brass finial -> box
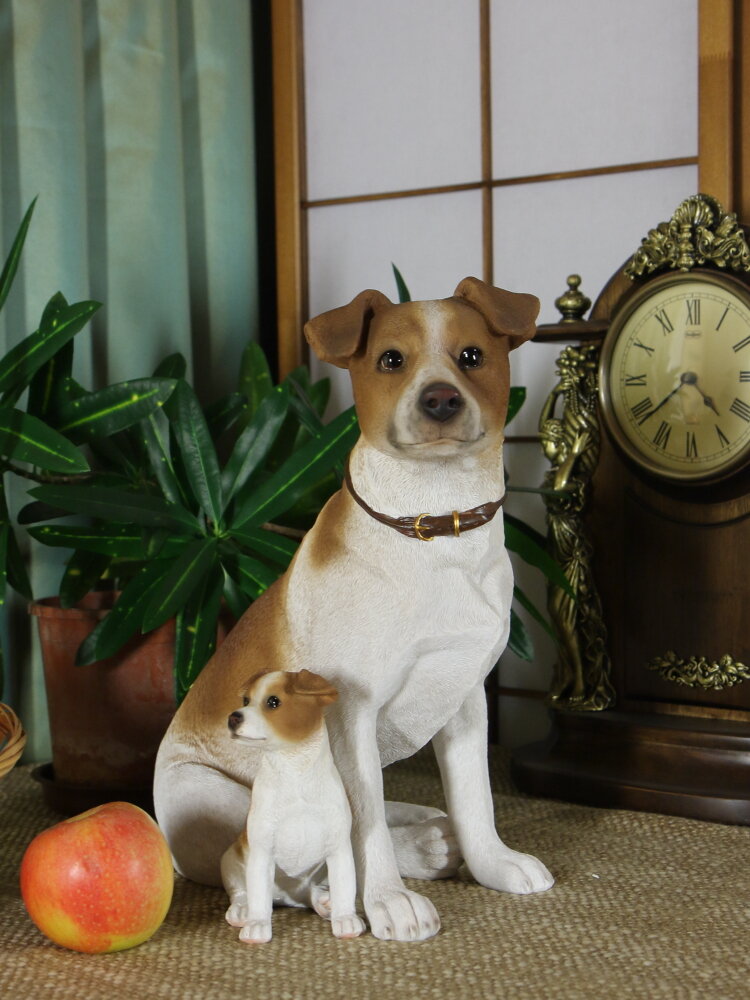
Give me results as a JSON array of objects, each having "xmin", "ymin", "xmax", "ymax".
[{"xmin": 554, "ymin": 274, "xmax": 591, "ymax": 323}]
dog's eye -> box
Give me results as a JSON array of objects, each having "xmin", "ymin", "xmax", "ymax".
[
  {"xmin": 242, "ymin": 696, "xmax": 249, "ymax": 707},
  {"xmin": 458, "ymin": 347, "xmax": 484, "ymax": 370},
  {"xmin": 265, "ymin": 695, "xmax": 281, "ymax": 710},
  {"xmin": 378, "ymin": 349, "xmax": 404, "ymax": 371}
]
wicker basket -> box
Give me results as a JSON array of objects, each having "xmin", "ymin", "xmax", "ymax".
[{"xmin": 0, "ymin": 702, "xmax": 26, "ymax": 779}]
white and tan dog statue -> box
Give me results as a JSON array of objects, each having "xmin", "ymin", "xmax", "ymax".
[
  {"xmin": 154, "ymin": 276, "xmax": 554, "ymax": 942},
  {"xmin": 221, "ymin": 669, "xmax": 365, "ymax": 944}
]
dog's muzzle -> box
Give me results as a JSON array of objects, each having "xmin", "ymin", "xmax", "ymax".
[{"xmin": 419, "ymin": 382, "xmax": 464, "ymax": 423}]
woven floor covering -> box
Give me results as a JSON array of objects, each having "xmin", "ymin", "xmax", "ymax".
[{"xmin": 2, "ymin": 748, "xmax": 748, "ymax": 1000}]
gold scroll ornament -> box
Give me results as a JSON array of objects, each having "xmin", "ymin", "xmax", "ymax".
[
  {"xmin": 540, "ymin": 341, "xmax": 615, "ymax": 711},
  {"xmin": 646, "ymin": 652, "xmax": 750, "ymax": 691}
]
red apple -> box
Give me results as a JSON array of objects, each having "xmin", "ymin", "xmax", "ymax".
[{"xmin": 20, "ymin": 801, "xmax": 174, "ymax": 953}]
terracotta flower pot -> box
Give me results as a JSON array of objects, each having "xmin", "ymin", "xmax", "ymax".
[{"xmin": 29, "ymin": 592, "xmax": 231, "ymax": 814}]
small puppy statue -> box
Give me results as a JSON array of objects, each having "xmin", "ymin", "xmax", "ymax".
[{"xmin": 220, "ymin": 668, "xmax": 365, "ymax": 944}]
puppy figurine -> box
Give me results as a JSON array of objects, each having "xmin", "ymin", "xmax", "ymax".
[{"xmin": 220, "ymin": 669, "xmax": 365, "ymax": 944}]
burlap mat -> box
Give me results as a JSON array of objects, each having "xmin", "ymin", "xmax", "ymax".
[{"xmin": 2, "ymin": 747, "xmax": 748, "ymax": 1000}]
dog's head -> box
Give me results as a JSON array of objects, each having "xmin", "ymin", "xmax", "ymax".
[
  {"xmin": 304, "ymin": 277, "xmax": 539, "ymax": 459},
  {"xmin": 227, "ymin": 669, "xmax": 338, "ymax": 749}
]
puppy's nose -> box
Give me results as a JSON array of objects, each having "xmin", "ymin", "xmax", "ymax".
[
  {"xmin": 419, "ymin": 382, "xmax": 464, "ymax": 423},
  {"xmin": 228, "ymin": 711, "xmax": 243, "ymax": 732}
]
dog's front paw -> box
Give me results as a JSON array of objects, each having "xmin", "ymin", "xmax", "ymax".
[
  {"xmin": 471, "ymin": 846, "xmax": 554, "ymax": 895},
  {"xmin": 332, "ymin": 913, "xmax": 366, "ymax": 939},
  {"xmin": 239, "ymin": 919, "xmax": 273, "ymax": 944},
  {"xmin": 390, "ymin": 815, "xmax": 461, "ymax": 881},
  {"xmin": 366, "ymin": 887, "xmax": 440, "ymax": 942}
]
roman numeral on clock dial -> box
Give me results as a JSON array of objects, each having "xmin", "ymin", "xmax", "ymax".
[
  {"xmin": 685, "ymin": 299, "xmax": 701, "ymax": 325},
  {"xmin": 654, "ymin": 309, "xmax": 674, "ymax": 334},
  {"xmin": 631, "ymin": 397, "xmax": 653, "ymax": 422},
  {"xmin": 653, "ymin": 421, "xmax": 671, "ymax": 450},
  {"xmin": 730, "ymin": 398, "xmax": 750, "ymax": 421}
]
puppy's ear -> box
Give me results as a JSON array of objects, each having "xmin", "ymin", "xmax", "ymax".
[
  {"xmin": 453, "ymin": 276, "xmax": 539, "ymax": 350},
  {"xmin": 304, "ymin": 289, "xmax": 393, "ymax": 368},
  {"xmin": 286, "ymin": 669, "xmax": 338, "ymax": 706}
]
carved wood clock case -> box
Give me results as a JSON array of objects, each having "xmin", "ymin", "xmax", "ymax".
[{"xmin": 511, "ymin": 196, "xmax": 750, "ymax": 824}]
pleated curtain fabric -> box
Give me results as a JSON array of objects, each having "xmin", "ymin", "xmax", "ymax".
[{"xmin": 0, "ymin": 0, "xmax": 260, "ymax": 758}]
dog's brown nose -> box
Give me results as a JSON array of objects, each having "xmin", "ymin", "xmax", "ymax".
[
  {"xmin": 228, "ymin": 712, "xmax": 243, "ymax": 732},
  {"xmin": 419, "ymin": 383, "xmax": 464, "ymax": 423}
]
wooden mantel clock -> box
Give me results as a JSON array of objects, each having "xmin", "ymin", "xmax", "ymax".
[{"xmin": 511, "ymin": 194, "xmax": 750, "ymax": 824}]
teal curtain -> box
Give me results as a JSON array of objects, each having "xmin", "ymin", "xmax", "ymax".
[{"xmin": 0, "ymin": 0, "xmax": 261, "ymax": 759}]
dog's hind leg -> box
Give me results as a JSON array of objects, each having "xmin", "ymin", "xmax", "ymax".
[
  {"xmin": 385, "ymin": 802, "xmax": 462, "ymax": 880},
  {"xmin": 154, "ymin": 759, "xmax": 251, "ymax": 886}
]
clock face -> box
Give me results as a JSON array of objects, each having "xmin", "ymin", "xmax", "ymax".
[{"xmin": 599, "ymin": 270, "xmax": 750, "ymax": 483}]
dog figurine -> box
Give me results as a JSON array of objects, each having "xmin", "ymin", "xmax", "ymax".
[
  {"xmin": 154, "ymin": 276, "xmax": 554, "ymax": 942},
  {"xmin": 220, "ymin": 669, "xmax": 365, "ymax": 944}
]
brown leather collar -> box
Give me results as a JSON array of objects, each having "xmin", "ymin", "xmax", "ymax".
[{"xmin": 344, "ymin": 462, "xmax": 505, "ymax": 541}]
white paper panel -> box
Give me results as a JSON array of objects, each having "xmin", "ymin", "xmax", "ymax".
[
  {"xmin": 491, "ymin": 0, "xmax": 698, "ymax": 178},
  {"xmin": 494, "ymin": 164, "xmax": 699, "ymax": 437},
  {"xmin": 307, "ymin": 189, "xmax": 484, "ymax": 414},
  {"xmin": 303, "ymin": 0, "xmax": 481, "ymax": 201}
]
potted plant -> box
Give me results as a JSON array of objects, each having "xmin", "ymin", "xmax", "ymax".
[{"xmin": 0, "ymin": 201, "xmax": 356, "ymax": 810}]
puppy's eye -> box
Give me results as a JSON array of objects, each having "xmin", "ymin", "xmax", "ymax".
[
  {"xmin": 459, "ymin": 347, "xmax": 484, "ymax": 370},
  {"xmin": 242, "ymin": 696, "xmax": 249, "ymax": 707},
  {"xmin": 266, "ymin": 695, "xmax": 281, "ymax": 710},
  {"xmin": 378, "ymin": 349, "xmax": 404, "ymax": 371}
]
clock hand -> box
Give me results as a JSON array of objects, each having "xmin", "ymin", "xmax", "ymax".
[
  {"xmin": 638, "ymin": 381, "xmax": 682, "ymax": 423},
  {"xmin": 685, "ymin": 373, "xmax": 720, "ymax": 416}
]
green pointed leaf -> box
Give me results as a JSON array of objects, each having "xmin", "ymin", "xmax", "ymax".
[
  {"xmin": 231, "ymin": 552, "xmax": 279, "ymax": 600},
  {"xmin": 0, "ymin": 295, "xmax": 100, "ymax": 398},
  {"xmin": 205, "ymin": 392, "xmax": 245, "ymax": 440},
  {"xmin": 60, "ymin": 552, "xmax": 111, "ymax": 609},
  {"xmin": 508, "ymin": 607, "xmax": 534, "ymax": 661},
  {"xmin": 26, "ymin": 338, "xmax": 74, "ymax": 420},
  {"xmin": 174, "ymin": 564, "xmax": 224, "ymax": 703},
  {"xmin": 153, "ymin": 353, "xmax": 187, "ymax": 379},
  {"xmin": 233, "ymin": 407, "xmax": 359, "ymax": 530},
  {"xmin": 0, "ymin": 407, "xmax": 89, "ymax": 472},
  {"xmin": 222, "ymin": 570, "xmax": 251, "ymax": 621},
  {"xmin": 142, "ymin": 537, "xmax": 219, "ymax": 633},
  {"xmin": 141, "ymin": 409, "xmax": 184, "ymax": 505},
  {"xmin": 0, "ymin": 198, "xmax": 36, "ymax": 314},
  {"xmin": 513, "ymin": 584, "xmax": 556, "ymax": 643},
  {"xmin": 227, "ymin": 526, "xmax": 299, "ymax": 568},
  {"xmin": 166, "ymin": 381, "xmax": 223, "ymax": 525},
  {"xmin": 504, "ymin": 513, "xmax": 574, "ymax": 598},
  {"xmin": 221, "ymin": 384, "xmax": 289, "ymax": 505},
  {"xmin": 76, "ymin": 560, "xmax": 173, "ymax": 665},
  {"xmin": 28, "ymin": 524, "xmax": 150, "ymax": 559},
  {"xmin": 58, "ymin": 378, "xmax": 176, "ymax": 438},
  {"xmin": 6, "ymin": 524, "xmax": 32, "ymax": 600},
  {"xmin": 392, "ymin": 263, "xmax": 411, "ymax": 303},
  {"xmin": 506, "ymin": 386, "xmax": 526, "ymax": 426},
  {"xmin": 238, "ymin": 341, "xmax": 273, "ymax": 422},
  {"xmin": 30, "ymin": 483, "xmax": 200, "ymax": 532}
]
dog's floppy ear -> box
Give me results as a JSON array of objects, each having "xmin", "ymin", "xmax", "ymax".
[
  {"xmin": 285, "ymin": 669, "xmax": 338, "ymax": 706},
  {"xmin": 453, "ymin": 276, "xmax": 539, "ymax": 349},
  {"xmin": 304, "ymin": 289, "xmax": 393, "ymax": 368}
]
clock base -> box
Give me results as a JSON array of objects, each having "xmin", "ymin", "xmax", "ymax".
[{"xmin": 510, "ymin": 709, "xmax": 750, "ymax": 825}]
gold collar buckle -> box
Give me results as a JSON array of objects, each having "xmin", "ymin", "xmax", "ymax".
[{"xmin": 413, "ymin": 513, "xmax": 434, "ymax": 542}]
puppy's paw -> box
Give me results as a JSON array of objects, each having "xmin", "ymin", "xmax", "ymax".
[
  {"xmin": 332, "ymin": 913, "xmax": 366, "ymax": 939},
  {"xmin": 239, "ymin": 919, "xmax": 273, "ymax": 944},
  {"xmin": 471, "ymin": 846, "xmax": 554, "ymax": 895},
  {"xmin": 310, "ymin": 883, "xmax": 332, "ymax": 920},
  {"xmin": 225, "ymin": 899, "xmax": 249, "ymax": 927},
  {"xmin": 390, "ymin": 815, "xmax": 461, "ymax": 880},
  {"xmin": 366, "ymin": 887, "xmax": 440, "ymax": 942}
]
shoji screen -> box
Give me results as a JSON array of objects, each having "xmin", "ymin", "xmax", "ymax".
[{"xmin": 280, "ymin": 0, "xmax": 698, "ymax": 745}]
